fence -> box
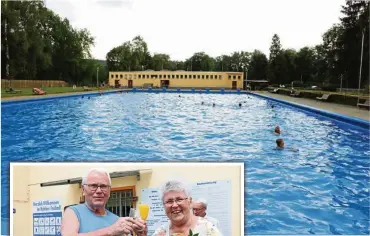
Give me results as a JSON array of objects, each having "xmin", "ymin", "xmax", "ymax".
[
  {"xmin": 1, "ymin": 80, "xmax": 69, "ymax": 88},
  {"xmin": 336, "ymin": 88, "xmax": 366, "ymax": 93}
]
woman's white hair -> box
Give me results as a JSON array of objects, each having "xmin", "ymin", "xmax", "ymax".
[
  {"xmin": 81, "ymin": 168, "xmax": 112, "ymax": 185},
  {"xmin": 160, "ymin": 178, "xmax": 192, "ymax": 201}
]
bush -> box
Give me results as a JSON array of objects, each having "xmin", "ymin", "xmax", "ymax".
[{"xmin": 321, "ymin": 85, "xmax": 338, "ymax": 92}]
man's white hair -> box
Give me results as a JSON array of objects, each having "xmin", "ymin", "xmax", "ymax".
[
  {"xmin": 81, "ymin": 168, "xmax": 112, "ymax": 185},
  {"xmin": 194, "ymin": 198, "xmax": 208, "ymax": 209},
  {"xmin": 160, "ymin": 179, "xmax": 192, "ymax": 201}
]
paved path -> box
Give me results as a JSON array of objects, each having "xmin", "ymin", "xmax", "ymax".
[
  {"xmin": 255, "ymin": 91, "xmax": 370, "ymax": 121},
  {"xmin": 1, "ymin": 90, "xmax": 121, "ymax": 102}
]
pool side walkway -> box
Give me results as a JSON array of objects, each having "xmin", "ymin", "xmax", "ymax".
[
  {"xmin": 1, "ymin": 89, "xmax": 123, "ymax": 102},
  {"xmin": 255, "ymin": 91, "xmax": 370, "ymax": 121}
]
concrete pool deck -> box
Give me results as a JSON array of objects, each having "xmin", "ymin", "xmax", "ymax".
[
  {"xmin": 2, "ymin": 89, "xmax": 369, "ymax": 121},
  {"xmin": 255, "ymin": 91, "xmax": 370, "ymax": 121}
]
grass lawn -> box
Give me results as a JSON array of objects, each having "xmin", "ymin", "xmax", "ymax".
[{"xmin": 1, "ymin": 86, "xmax": 115, "ymax": 98}]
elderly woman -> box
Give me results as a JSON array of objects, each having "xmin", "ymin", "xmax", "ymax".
[{"xmin": 152, "ymin": 180, "xmax": 222, "ymax": 236}]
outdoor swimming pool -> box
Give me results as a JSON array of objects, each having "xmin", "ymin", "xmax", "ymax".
[{"xmin": 1, "ymin": 91, "xmax": 369, "ymax": 235}]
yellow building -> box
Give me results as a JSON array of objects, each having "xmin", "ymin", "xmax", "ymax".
[
  {"xmin": 12, "ymin": 163, "xmax": 243, "ymax": 236},
  {"xmin": 108, "ymin": 71, "xmax": 244, "ymax": 90}
]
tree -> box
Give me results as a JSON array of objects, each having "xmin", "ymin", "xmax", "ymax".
[
  {"xmin": 247, "ymin": 50, "xmax": 268, "ymax": 81},
  {"xmin": 295, "ymin": 47, "xmax": 315, "ymax": 84},
  {"xmin": 106, "ymin": 36, "xmax": 149, "ymax": 72},
  {"xmin": 185, "ymin": 52, "xmax": 214, "ymax": 71},
  {"xmin": 1, "ymin": 1, "xmax": 95, "ymax": 84},
  {"xmin": 338, "ymin": 1, "xmax": 369, "ymax": 88},
  {"xmin": 151, "ymin": 53, "xmax": 170, "ymax": 71},
  {"xmin": 268, "ymin": 34, "xmax": 283, "ymax": 84}
]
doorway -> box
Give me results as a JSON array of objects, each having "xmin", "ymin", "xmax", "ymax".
[
  {"xmin": 128, "ymin": 80, "xmax": 133, "ymax": 88},
  {"xmin": 115, "ymin": 80, "xmax": 120, "ymax": 88},
  {"xmin": 161, "ymin": 80, "xmax": 170, "ymax": 88},
  {"xmin": 232, "ymin": 81, "xmax": 237, "ymax": 90}
]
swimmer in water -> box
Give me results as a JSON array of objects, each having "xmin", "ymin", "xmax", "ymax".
[
  {"xmin": 213, "ymin": 103, "xmax": 215, "ymax": 107},
  {"xmin": 274, "ymin": 125, "xmax": 281, "ymax": 135},
  {"xmin": 271, "ymin": 105, "xmax": 275, "ymax": 109},
  {"xmin": 239, "ymin": 103, "xmax": 242, "ymax": 107},
  {"xmin": 276, "ymin": 138, "xmax": 284, "ymax": 149},
  {"xmin": 276, "ymin": 138, "xmax": 298, "ymax": 151},
  {"xmin": 201, "ymin": 101, "xmax": 204, "ymax": 105}
]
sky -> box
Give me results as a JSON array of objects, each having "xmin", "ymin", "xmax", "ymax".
[{"xmin": 44, "ymin": 0, "xmax": 346, "ymax": 61}]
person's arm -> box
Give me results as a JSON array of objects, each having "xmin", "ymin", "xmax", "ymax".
[{"xmin": 61, "ymin": 208, "xmax": 130, "ymax": 236}]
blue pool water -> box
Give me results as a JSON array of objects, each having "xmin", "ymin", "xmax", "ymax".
[{"xmin": 1, "ymin": 92, "xmax": 369, "ymax": 235}]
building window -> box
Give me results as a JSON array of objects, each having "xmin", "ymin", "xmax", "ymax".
[
  {"xmin": 163, "ymin": 75, "xmax": 166, "ymax": 78},
  {"xmin": 211, "ymin": 75, "xmax": 213, "ymax": 79},
  {"xmin": 106, "ymin": 188, "xmax": 135, "ymax": 217},
  {"xmin": 233, "ymin": 75, "xmax": 236, "ymax": 79},
  {"xmin": 238, "ymin": 75, "xmax": 241, "ymax": 79},
  {"xmin": 206, "ymin": 75, "xmax": 209, "ymax": 79},
  {"xmin": 159, "ymin": 75, "xmax": 162, "ymax": 79},
  {"xmin": 115, "ymin": 74, "xmax": 118, "ymax": 78},
  {"xmin": 176, "ymin": 75, "xmax": 179, "ymax": 79},
  {"xmin": 138, "ymin": 75, "xmax": 141, "ymax": 79},
  {"xmin": 219, "ymin": 75, "xmax": 222, "ymax": 80},
  {"xmin": 228, "ymin": 75, "xmax": 231, "ymax": 80},
  {"xmin": 185, "ymin": 75, "xmax": 187, "ymax": 79},
  {"xmin": 111, "ymin": 74, "xmax": 114, "ymax": 78},
  {"xmin": 197, "ymin": 75, "xmax": 200, "ymax": 79},
  {"xmin": 202, "ymin": 75, "xmax": 204, "ymax": 79}
]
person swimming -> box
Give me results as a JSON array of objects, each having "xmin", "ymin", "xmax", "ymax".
[
  {"xmin": 271, "ymin": 105, "xmax": 275, "ymax": 109},
  {"xmin": 213, "ymin": 103, "xmax": 216, "ymax": 107},
  {"xmin": 276, "ymin": 138, "xmax": 284, "ymax": 149},
  {"xmin": 276, "ymin": 138, "xmax": 298, "ymax": 151},
  {"xmin": 239, "ymin": 103, "xmax": 242, "ymax": 107},
  {"xmin": 201, "ymin": 101, "xmax": 205, "ymax": 105},
  {"xmin": 274, "ymin": 125, "xmax": 281, "ymax": 135}
]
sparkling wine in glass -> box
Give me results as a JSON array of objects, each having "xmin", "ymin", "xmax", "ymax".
[{"xmin": 138, "ymin": 203, "xmax": 150, "ymax": 221}]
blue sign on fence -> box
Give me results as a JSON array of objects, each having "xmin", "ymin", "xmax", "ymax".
[{"xmin": 33, "ymin": 199, "xmax": 62, "ymax": 236}]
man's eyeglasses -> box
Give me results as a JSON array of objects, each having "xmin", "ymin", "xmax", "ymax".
[
  {"xmin": 164, "ymin": 198, "xmax": 188, "ymax": 206},
  {"xmin": 83, "ymin": 184, "xmax": 111, "ymax": 192},
  {"xmin": 192, "ymin": 207, "xmax": 205, "ymax": 212}
]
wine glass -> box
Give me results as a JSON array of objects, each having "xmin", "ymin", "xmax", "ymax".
[
  {"xmin": 138, "ymin": 203, "xmax": 150, "ymax": 221},
  {"xmin": 128, "ymin": 208, "xmax": 137, "ymax": 236},
  {"xmin": 129, "ymin": 208, "xmax": 137, "ymax": 219}
]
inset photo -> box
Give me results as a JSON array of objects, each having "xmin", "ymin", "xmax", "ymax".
[{"xmin": 11, "ymin": 162, "xmax": 244, "ymax": 236}]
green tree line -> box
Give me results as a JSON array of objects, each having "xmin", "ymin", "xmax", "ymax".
[{"xmin": 1, "ymin": 0, "xmax": 105, "ymax": 86}]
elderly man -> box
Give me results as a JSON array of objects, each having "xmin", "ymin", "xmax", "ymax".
[
  {"xmin": 61, "ymin": 168, "xmax": 147, "ymax": 236},
  {"xmin": 192, "ymin": 198, "xmax": 221, "ymax": 231}
]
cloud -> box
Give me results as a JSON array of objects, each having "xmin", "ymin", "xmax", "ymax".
[
  {"xmin": 95, "ymin": 0, "xmax": 134, "ymax": 8},
  {"xmin": 44, "ymin": 0, "xmax": 77, "ymax": 22}
]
